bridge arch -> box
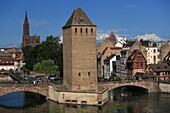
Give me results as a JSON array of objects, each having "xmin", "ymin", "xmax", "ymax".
[
  {"xmin": 104, "ymin": 81, "xmax": 151, "ymax": 92},
  {"xmin": 0, "ymin": 84, "xmax": 48, "ymax": 97},
  {"xmin": 110, "ymin": 85, "xmax": 149, "ymax": 92}
]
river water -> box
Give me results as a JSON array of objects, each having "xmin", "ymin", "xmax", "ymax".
[{"xmin": 0, "ymin": 87, "xmax": 170, "ymax": 113}]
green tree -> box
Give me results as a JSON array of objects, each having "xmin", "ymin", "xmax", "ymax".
[
  {"xmin": 22, "ymin": 35, "xmax": 63, "ymax": 76},
  {"xmin": 22, "ymin": 45, "xmax": 38, "ymax": 71},
  {"xmin": 33, "ymin": 59, "xmax": 59, "ymax": 75},
  {"xmin": 37, "ymin": 35, "xmax": 63, "ymax": 76}
]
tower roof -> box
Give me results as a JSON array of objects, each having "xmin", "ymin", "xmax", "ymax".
[
  {"xmin": 108, "ymin": 31, "xmax": 116, "ymax": 43},
  {"xmin": 63, "ymin": 8, "xmax": 96, "ymax": 29},
  {"xmin": 24, "ymin": 11, "xmax": 29, "ymax": 24}
]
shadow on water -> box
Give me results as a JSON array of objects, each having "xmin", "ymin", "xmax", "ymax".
[
  {"xmin": 0, "ymin": 91, "xmax": 46, "ymax": 109},
  {"xmin": 109, "ymin": 86, "xmax": 148, "ymax": 101}
]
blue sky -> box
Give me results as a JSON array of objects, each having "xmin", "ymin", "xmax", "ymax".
[{"xmin": 0, "ymin": 0, "xmax": 170, "ymax": 47}]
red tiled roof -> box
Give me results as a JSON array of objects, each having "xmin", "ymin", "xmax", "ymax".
[{"xmin": 0, "ymin": 58, "xmax": 16, "ymax": 65}]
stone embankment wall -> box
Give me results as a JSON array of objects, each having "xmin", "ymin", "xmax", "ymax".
[
  {"xmin": 48, "ymin": 84, "xmax": 108, "ymax": 106},
  {"xmin": 159, "ymin": 83, "xmax": 170, "ymax": 93}
]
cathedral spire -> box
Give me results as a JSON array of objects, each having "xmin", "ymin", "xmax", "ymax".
[
  {"xmin": 23, "ymin": 10, "xmax": 29, "ymax": 36},
  {"xmin": 25, "ymin": 11, "xmax": 28, "ymax": 22}
]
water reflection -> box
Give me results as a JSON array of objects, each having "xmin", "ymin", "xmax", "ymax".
[
  {"xmin": 0, "ymin": 89, "xmax": 170, "ymax": 113},
  {"xmin": 0, "ymin": 91, "xmax": 46, "ymax": 108}
]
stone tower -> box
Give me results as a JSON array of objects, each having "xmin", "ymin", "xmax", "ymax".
[{"xmin": 62, "ymin": 8, "xmax": 98, "ymax": 91}]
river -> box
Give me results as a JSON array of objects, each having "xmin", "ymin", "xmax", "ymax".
[{"xmin": 0, "ymin": 86, "xmax": 170, "ymax": 113}]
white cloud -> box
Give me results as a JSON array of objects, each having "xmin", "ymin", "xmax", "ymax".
[
  {"xmin": 96, "ymin": 29, "xmax": 127, "ymax": 41},
  {"xmin": 96, "ymin": 32, "xmax": 109, "ymax": 40},
  {"xmin": 135, "ymin": 33, "xmax": 166, "ymax": 42},
  {"xmin": 59, "ymin": 36, "xmax": 63, "ymax": 44}
]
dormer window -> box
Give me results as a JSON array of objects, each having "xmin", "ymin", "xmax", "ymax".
[{"xmin": 80, "ymin": 17, "xmax": 83, "ymax": 23}]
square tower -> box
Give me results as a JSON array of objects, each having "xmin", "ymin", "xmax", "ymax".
[{"xmin": 62, "ymin": 8, "xmax": 98, "ymax": 91}]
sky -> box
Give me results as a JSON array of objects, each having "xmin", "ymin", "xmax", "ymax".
[{"xmin": 0, "ymin": 0, "xmax": 170, "ymax": 47}]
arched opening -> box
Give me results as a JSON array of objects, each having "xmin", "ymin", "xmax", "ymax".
[
  {"xmin": 0, "ymin": 91, "xmax": 46, "ymax": 108},
  {"xmin": 80, "ymin": 28, "xmax": 82, "ymax": 33},
  {"xmin": 91, "ymin": 28, "xmax": 93, "ymax": 33},
  {"xmin": 86, "ymin": 28, "xmax": 88, "ymax": 33},
  {"xmin": 109, "ymin": 85, "xmax": 148, "ymax": 101},
  {"xmin": 75, "ymin": 28, "xmax": 77, "ymax": 33}
]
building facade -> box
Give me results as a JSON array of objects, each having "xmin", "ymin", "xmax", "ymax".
[
  {"xmin": 120, "ymin": 40, "xmax": 147, "ymax": 79},
  {"xmin": 104, "ymin": 54, "xmax": 120, "ymax": 79},
  {"xmin": 0, "ymin": 48, "xmax": 23, "ymax": 71},
  {"xmin": 145, "ymin": 63, "xmax": 170, "ymax": 81},
  {"xmin": 160, "ymin": 41, "xmax": 170, "ymax": 62},
  {"xmin": 127, "ymin": 49, "xmax": 147, "ymax": 77}
]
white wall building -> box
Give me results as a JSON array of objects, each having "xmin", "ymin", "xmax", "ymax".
[
  {"xmin": 146, "ymin": 47, "xmax": 160, "ymax": 64},
  {"xmin": 0, "ymin": 58, "xmax": 20, "ymax": 71}
]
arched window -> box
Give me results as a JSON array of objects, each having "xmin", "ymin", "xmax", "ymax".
[
  {"xmin": 78, "ymin": 73, "xmax": 81, "ymax": 76},
  {"xmin": 86, "ymin": 28, "xmax": 88, "ymax": 33},
  {"xmin": 75, "ymin": 28, "xmax": 77, "ymax": 33},
  {"xmin": 80, "ymin": 28, "xmax": 82, "ymax": 33},
  {"xmin": 91, "ymin": 28, "xmax": 93, "ymax": 33}
]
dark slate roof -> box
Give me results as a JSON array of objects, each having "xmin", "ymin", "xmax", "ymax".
[
  {"xmin": 127, "ymin": 49, "xmax": 139, "ymax": 61},
  {"xmin": 123, "ymin": 40, "xmax": 136, "ymax": 48},
  {"xmin": 63, "ymin": 8, "xmax": 96, "ymax": 29},
  {"xmin": 127, "ymin": 49, "xmax": 147, "ymax": 63},
  {"xmin": 140, "ymin": 40, "xmax": 150, "ymax": 47},
  {"xmin": 164, "ymin": 51, "xmax": 170, "ymax": 61},
  {"xmin": 149, "ymin": 63, "xmax": 170, "ymax": 72},
  {"xmin": 104, "ymin": 54, "xmax": 116, "ymax": 62}
]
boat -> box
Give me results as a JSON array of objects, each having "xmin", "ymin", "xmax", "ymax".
[{"xmin": 121, "ymin": 93, "xmax": 127, "ymax": 97}]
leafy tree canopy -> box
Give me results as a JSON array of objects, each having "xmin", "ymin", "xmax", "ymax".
[
  {"xmin": 22, "ymin": 35, "xmax": 63, "ymax": 76},
  {"xmin": 33, "ymin": 59, "xmax": 59, "ymax": 75}
]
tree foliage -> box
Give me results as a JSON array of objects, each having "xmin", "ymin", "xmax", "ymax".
[
  {"xmin": 33, "ymin": 59, "xmax": 59, "ymax": 75},
  {"xmin": 22, "ymin": 35, "xmax": 63, "ymax": 76}
]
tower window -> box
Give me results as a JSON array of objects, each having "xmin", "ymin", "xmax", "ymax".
[
  {"xmin": 78, "ymin": 85, "xmax": 80, "ymax": 89},
  {"xmin": 90, "ymin": 82, "xmax": 93, "ymax": 87},
  {"xmin": 91, "ymin": 28, "xmax": 93, "ymax": 33},
  {"xmin": 88, "ymin": 72, "xmax": 90, "ymax": 76},
  {"xmin": 80, "ymin": 28, "xmax": 83, "ymax": 33},
  {"xmin": 75, "ymin": 28, "xmax": 77, "ymax": 33},
  {"xmin": 86, "ymin": 28, "xmax": 88, "ymax": 33},
  {"xmin": 78, "ymin": 73, "xmax": 81, "ymax": 76}
]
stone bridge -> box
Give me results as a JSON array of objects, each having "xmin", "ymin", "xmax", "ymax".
[
  {"xmin": 0, "ymin": 84, "xmax": 49, "ymax": 97},
  {"xmin": 103, "ymin": 80, "xmax": 159, "ymax": 92}
]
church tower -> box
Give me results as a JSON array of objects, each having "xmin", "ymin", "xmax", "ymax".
[
  {"xmin": 23, "ymin": 11, "xmax": 30, "ymax": 36},
  {"xmin": 22, "ymin": 11, "xmax": 30, "ymax": 47},
  {"xmin": 62, "ymin": 8, "xmax": 98, "ymax": 91}
]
